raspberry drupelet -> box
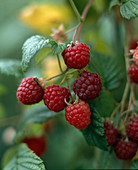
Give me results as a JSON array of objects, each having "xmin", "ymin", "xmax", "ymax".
[
  {"xmin": 73, "ymin": 70, "xmax": 102, "ymax": 101},
  {"xmin": 65, "ymin": 100, "xmax": 91, "ymax": 129},
  {"xmin": 62, "ymin": 42, "xmax": 90, "ymax": 69},
  {"xmin": 16, "ymin": 77, "xmax": 44, "ymax": 105},
  {"xmin": 43, "ymin": 84, "xmax": 70, "ymax": 112}
]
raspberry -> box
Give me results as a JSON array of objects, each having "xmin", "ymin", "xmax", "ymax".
[
  {"xmin": 16, "ymin": 77, "xmax": 44, "ymax": 105},
  {"xmin": 43, "ymin": 84, "xmax": 70, "ymax": 112},
  {"xmin": 73, "ymin": 70, "xmax": 102, "ymax": 101},
  {"xmin": 114, "ymin": 140, "xmax": 137, "ymax": 160},
  {"xmin": 133, "ymin": 46, "xmax": 138, "ymax": 65},
  {"xmin": 128, "ymin": 64, "xmax": 138, "ymax": 83},
  {"xmin": 62, "ymin": 42, "xmax": 90, "ymax": 69},
  {"xmin": 23, "ymin": 136, "xmax": 47, "ymax": 157},
  {"xmin": 126, "ymin": 116, "xmax": 138, "ymax": 142},
  {"xmin": 104, "ymin": 121, "xmax": 119, "ymax": 146},
  {"xmin": 65, "ymin": 100, "xmax": 91, "ymax": 129}
]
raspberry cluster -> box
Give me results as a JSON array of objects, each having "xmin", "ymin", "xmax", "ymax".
[
  {"xmin": 16, "ymin": 42, "xmax": 102, "ymax": 130},
  {"xmin": 104, "ymin": 117, "xmax": 138, "ymax": 161}
]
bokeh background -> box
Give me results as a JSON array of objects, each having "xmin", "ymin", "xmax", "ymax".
[{"xmin": 0, "ymin": 0, "xmax": 138, "ymax": 169}]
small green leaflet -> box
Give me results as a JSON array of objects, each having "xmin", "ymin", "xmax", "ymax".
[
  {"xmin": 130, "ymin": 160, "xmax": 138, "ymax": 169},
  {"xmin": 120, "ymin": 0, "xmax": 138, "ymax": 19},
  {"xmin": 22, "ymin": 35, "xmax": 66, "ymax": 72},
  {"xmin": 0, "ymin": 59, "xmax": 22, "ymax": 77},
  {"xmin": 81, "ymin": 109, "xmax": 108, "ymax": 151},
  {"xmin": 109, "ymin": 0, "xmax": 121, "ymax": 9},
  {"xmin": 3, "ymin": 144, "xmax": 46, "ymax": 170}
]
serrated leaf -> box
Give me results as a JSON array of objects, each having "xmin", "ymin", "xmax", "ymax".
[
  {"xmin": 81, "ymin": 109, "xmax": 108, "ymax": 151},
  {"xmin": 109, "ymin": 0, "xmax": 121, "ymax": 9},
  {"xmin": 130, "ymin": 160, "xmax": 138, "ymax": 169},
  {"xmin": 120, "ymin": 0, "xmax": 138, "ymax": 19},
  {"xmin": 22, "ymin": 35, "xmax": 66, "ymax": 72},
  {"xmin": 3, "ymin": 144, "xmax": 46, "ymax": 170},
  {"xmin": 88, "ymin": 51, "xmax": 123, "ymax": 90},
  {"xmin": 89, "ymin": 90, "xmax": 115, "ymax": 117},
  {"xmin": 0, "ymin": 59, "xmax": 22, "ymax": 77}
]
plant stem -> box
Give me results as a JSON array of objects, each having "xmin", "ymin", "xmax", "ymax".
[
  {"xmin": 110, "ymin": 104, "xmax": 121, "ymax": 120},
  {"xmin": 77, "ymin": 0, "xmax": 94, "ymax": 41},
  {"xmin": 65, "ymin": 78, "xmax": 74, "ymax": 103},
  {"xmin": 69, "ymin": 0, "xmax": 81, "ymax": 21},
  {"xmin": 57, "ymin": 54, "xmax": 63, "ymax": 72}
]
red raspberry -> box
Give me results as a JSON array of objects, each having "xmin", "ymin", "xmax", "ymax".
[
  {"xmin": 73, "ymin": 70, "xmax": 102, "ymax": 101},
  {"xmin": 104, "ymin": 121, "xmax": 119, "ymax": 146},
  {"xmin": 114, "ymin": 140, "xmax": 137, "ymax": 160},
  {"xmin": 128, "ymin": 64, "xmax": 138, "ymax": 83},
  {"xmin": 65, "ymin": 100, "xmax": 91, "ymax": 129},
  {"xmin": 23, "ymin": 136, "xmax": 47, "ymax": 157},
  {"xmin": 43, "ymin": 84, "xmax": 70, "ymax": 112},
  {"xmin": 62, "ymin": 42, "xmax": 90, "ymax": 69},
  {"xmin": 126, "ymin": 116, "xmax": 138, "ymax": 142},
  {"xmin": 133, "ymin": 46, "xmax": 138, "ymax": 64},
  {"xmin": 17, "ymin": 77, "xmax": 44, "ymax": 105}
]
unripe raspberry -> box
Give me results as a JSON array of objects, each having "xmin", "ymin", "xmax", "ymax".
[
  {"xmin": 17, "ymin": 77, "xmax": 44, "ymax": 105},
  {"xmin": 126, "ymin": 116, "xmax": 138, "ymax": 142},
  {"xmin": 104, "ymin": 121, "xmax": 119, "ymax": 146},
  {"xmin": 65, "ymin": 100, "xmax": 91, "ymax": 129},
  {"xmin": 133, "ymin": 46, "xmax": 138, "ymax": 65},
  {"xmin": 73, "ymin": 70, "xmax": 102, "ymax": 101},
  {"xmin": 114, "ymin": 140, "xmax": 137, "ymax": 160},
  {"xmin": 43, "ymin": 84, "xmax": 70, "ymax": 112},
  {"xmin": 62, "ymin": 42, "xmax": 90, "ymax": 69},
  {"xmin": 23, "ymin": 136, "xmax": 47, "ymax": 157},
  {"xmin": 128, "ymin": 64, "xmax": 138, "ymax": 83}
]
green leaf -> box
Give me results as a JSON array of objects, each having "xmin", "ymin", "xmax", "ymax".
[
  {"xmin": 89, "ymin": 90, "xmax": 115, "ymax": 117},
  {"xmin": 120, "ymin": 0, "xmax": 138, "ymax": 19},
  {"xmin": 88, "ymin": 51, "xmax": 123, "ymax": 90},
  {"xmin": 130, "ymin": 160, "xmax": 138, "ymax": 169},
  {"xmin": 3, "ymin": 144, "xmax": 46, "ymax": 170},
  {"xmin": 22, "ymin": 35, "xmax": 66, "ymax": 72},
  {"xmin": 81, "ymin": 109, "xmax": 108, "ymax": 151},
  {"xmin": 19, "ymin": 105, "xmax": 61, "ymax": 129},
  {"xmin": 109, "ymin": 0, "xmax": 121, "ymax": 9},
  {"xmin": 0, "ymin": 59, "xmax": 22, "ymax": 77}
]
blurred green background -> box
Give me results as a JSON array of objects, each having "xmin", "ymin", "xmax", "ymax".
[{"xmin": 0, "ymin": 0, "xmax": 138, "ymax": 169}]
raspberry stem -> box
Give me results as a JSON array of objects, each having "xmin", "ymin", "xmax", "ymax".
[
  {"xmin": 110, "ymin": 104, "xmax": 121, "ymax": 121},
  {"xmin": 57, "ymin": 54, "xmax": 63, "ymax": 72}
]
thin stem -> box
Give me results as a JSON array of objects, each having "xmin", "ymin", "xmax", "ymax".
[
  {"xmin": 120, "ymin": 81, "xmax": 130, "ymax": 113},
  {"xmin": 121, "ymin": 109, "xmax": 133, "ymax": 117},
  {"xmin": 77, "ymin": 0, "xmax": 94, "ymax": 41},
  {"xmin": 81, "ymin": 0, "xmax": 94, "ymax": 19},
  {"xmin": 57, "ymin": 54, "xmax": 63, "ymax": 72},
  {"xmin": 65, "ymin": 78, "xmax": 74, "ymax": 103},
  {"xmin": 69, "ymin": 0, "xmax": 81, "ymax": 21},
  {"xmin": 110, "ymin": 104, "xmax": 121, "ymax": 121},
  {"xmin": 39, "ymin": 68, "xmax": 68, "ymax": 88},
  {"xmin": 124, "ymin": 84, "xmax": 133, "ymax": 123}
]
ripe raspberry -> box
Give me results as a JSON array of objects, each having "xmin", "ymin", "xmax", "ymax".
[
  {"xmin": 126, "ymin": 116, "xmax": 138, "ymax": 142},
  {"xmin": 62, "ymin": 42, "xmax": 90, "ymax": 69},
  {"xmin": 114, "ymin": 140, "xmax": 137, "ymax": 160},
  {"xmin": 73, "ymin": 70, "xmax": 102, "ymax": 101},
  {"xmin": 23, "ymin": 136, "xmax": 47, "ymax": 157},
  {"xmin": 43, "ymin": 84, "xmax": 70, "ymax": 112},
  {"xmin": 17, "ymin": 77, "xmax": 44, "ymax": 105},
  {"xmin": 65, "ymin": 100, "xmax": 91, "ymax": 129},
  {"xmin": 133, "ymin": 46, "xmax": 138, "ymax": 65},
  {"xmin": 104, "ymin": 121, "xmax": 119, "ymax": 146},
  {"xmin": 128, "ymin": 64, "xmax": 138, "ymax": 83}
]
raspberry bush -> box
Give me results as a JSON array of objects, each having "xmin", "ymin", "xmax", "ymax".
[{"xmin": 0, "ymin": 0, "xmax": 138, "ymax": 169}]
